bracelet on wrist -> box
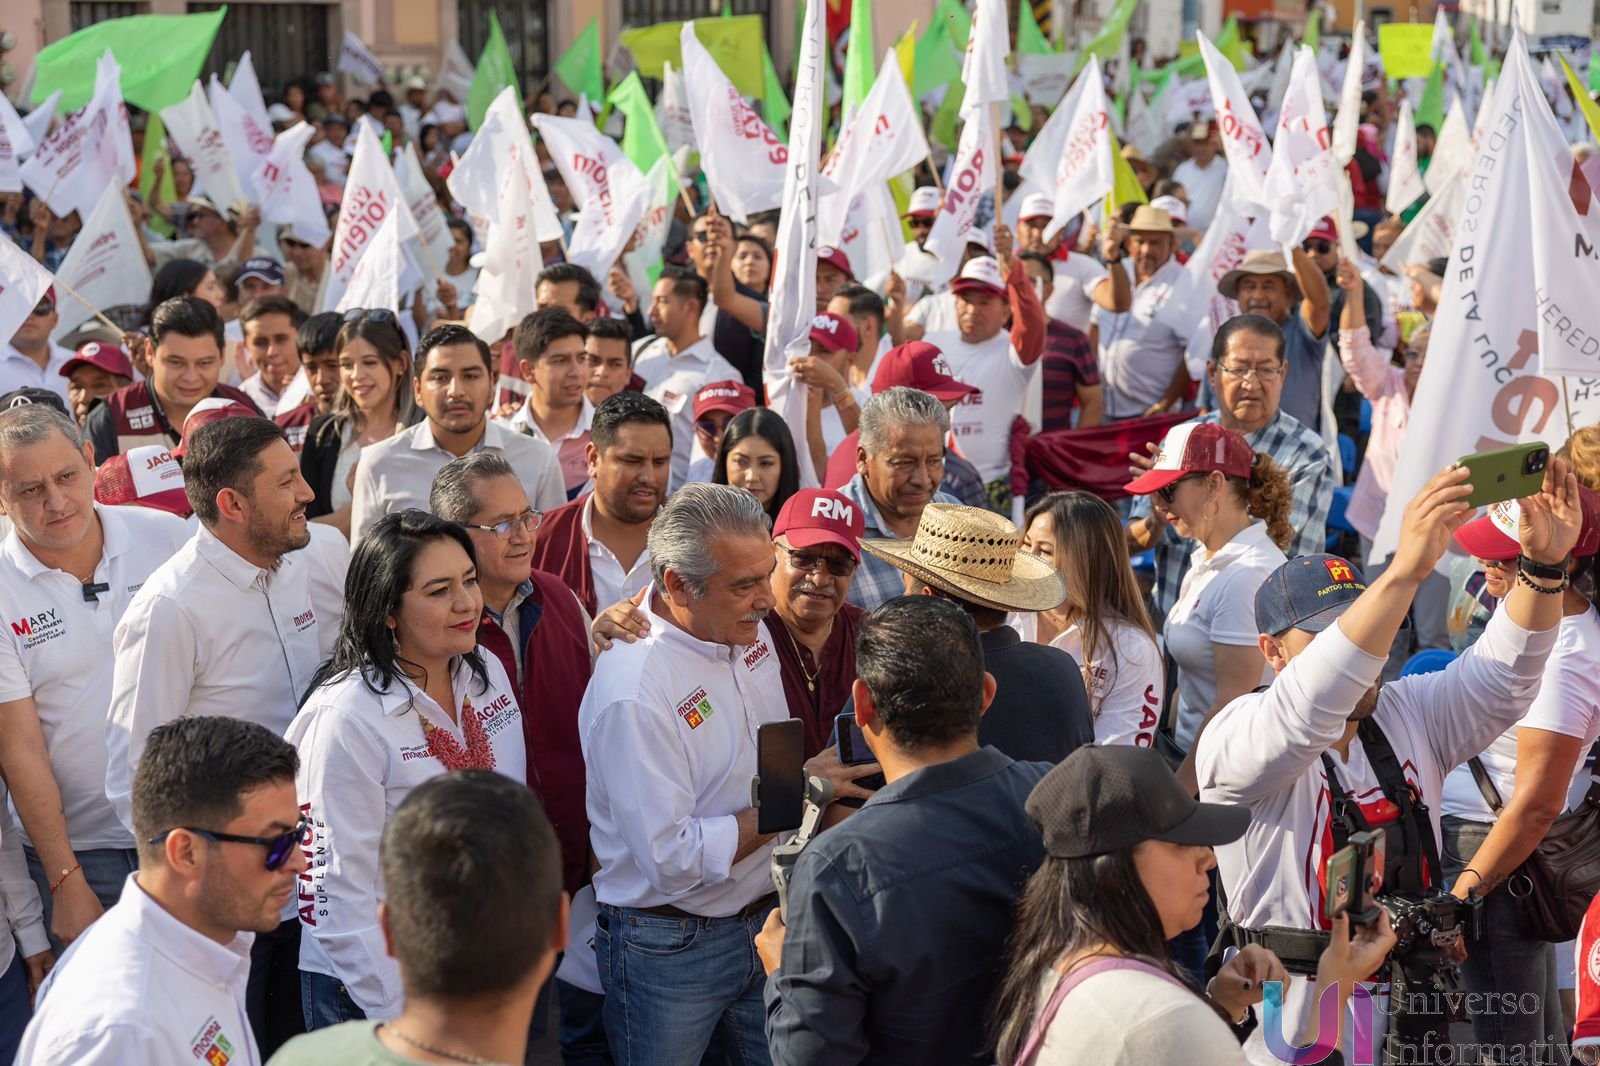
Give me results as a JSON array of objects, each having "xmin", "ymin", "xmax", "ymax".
[
  {"xmin": 1517, "ymin": 570, "xmax": 1567, "ymax": 594},
  {"xmin": 50, "ymin": 862, "xmax": 82, "ymax": 895},
  {"xmin": 1518, "ymin": 553, "xmax": 1571, "ymax": 581}
]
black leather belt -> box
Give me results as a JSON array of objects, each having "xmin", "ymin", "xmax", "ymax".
[{"xmin": 637, "ymin": 893, "xmax": 777, "ymax": 921}]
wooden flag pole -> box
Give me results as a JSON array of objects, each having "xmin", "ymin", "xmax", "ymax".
[
  {"xmin": 991, "ymin": 101, "xmax": 1006, "ymax": 232},
  {"xmin": 1563, "ymin": 376, "xmax": 1576, "ymax": 438},
  {"xmin": 52, "ymin": 274, "xmax": 130, "ymax": 338}
]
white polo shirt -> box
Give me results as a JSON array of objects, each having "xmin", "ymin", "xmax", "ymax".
[
  {"xmin": 581, "ymin": 495, "xmax": 652, "ymax": 611},
  {"xmin": 286, "ymin": 654, "xmax": 525, "ymax": 1019},
  {"xmin": 922, "ymin": 328, "xmax": 1038, "ymax": 482},
  {"xmin": 18, "ymin": 873, "xmax": 258, "ymax": 1066},
  {"xmin": 1047, "ymin": 254, "xmax": 1109, "ymax": 333},
  {"xmin": 0, "ymin": 342, "xmax": 73, "ymax": 404},
  {"xmin": 630, "ymin": 336, "xmax": 741, "ymax": 491},
  {"xmin": 1092, "ymin": 258, "xmax": 1188, "ymax": 420},
  {"xmin": 106, "ymin": 525, "xmax": 327, "ymax": 833},
  {"xmin": 349, "ymin": 418, "xmax": 566, "ymax": 544},
  {"xmin": 580, "ymin": 587, "xmax": 789, "ymax": 915},
  {"xmin": 0, "ymin": 504, "xmax": 190, "ymax": 850}
]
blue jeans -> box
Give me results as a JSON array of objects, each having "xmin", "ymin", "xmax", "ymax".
[
  {"xmin": 594, "ymin": 903, "xmax": 773, "ymax": 1066},
  {"xmin": 0, "ymin": 953, "xmax": 28, "ymax": 1065},
  {"xmin": 1441, "ymin": 816, "xmax": 1569, "ymax": 1063},
  {"xmin": 300, "ymin": 970, "xmax": 367, "ymax": 1032},
  {"xmin": 24, "ymin": 845, "xmax": 137, "ymax": 953},
  {"xmin": 558, "ymin": 977, "xmax": 612, "ymax": 1064}
]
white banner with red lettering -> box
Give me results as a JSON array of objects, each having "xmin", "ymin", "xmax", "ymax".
[
  {"xmin": 1199, "ymin": 30, "xmax": 1271, "ymax": 207},
  {"xmin": 1042, "ymin": 54, "xmax": 1114, "ymax": 243},
  {"xmin": 338, "ymin": 31, "xmax": 386, "ymax": 87},
  {"xmin": 1156, "ymin": 179, "xmax": 1255, "ymax": 335},
  {"xmin": 160, "ymin": 81, "xmax": 246, "ymax": 210},
  {"xmin": 49, "ymin": 183, "xmax": 151, "ymax": 338},
  {"xmin": 0, "ymin": 89, "xmax": 35, "ymax": 193},
  {"xmin": 395, "ymin": 142, "xmax": 454, "ymax": 282},
  {"xmin": 531, "ymin": 114, "xmax": 651, "ymax": 280},
  {"xmin": 335, "ymin": 209, "xmax": 406, "ymax": 314},
  {"xmin": 20, "ymin": 50, "xmax": 136, "ymax": 220},
  {"xmin": 657, "ymin": 60, "xmax": 696, "ymax": 156},
  {"xmin": 1332, "ymin": 22, "xmax": 1368, "ymax": 164},
  {"xmin": 470, "ymin": 137, "xmax": 544, "ymax": 343},
  {"xmin": 209, "ymin": 74, "xmax": 275, "ymax": 201},
  {"xmin": 818, "ymin": 50, "xmax": 930, "ymax": 248},
  {"xmin": 960, "ymin": 0, "xmax": 1011, "ymax": 120},
  {"xmin": 21, "ymin": 92, "xmax": 59, "ymax": 154},
  {"xmin": 1378, "ymin": 173, "xmax": 1461, "ymax": 271},
  {"xmin": 1260, "ymin": 46, "xmax": 1341, "ymax": 249},
  {"xmin": 253, "ymin": 121, "xmax": 332, "ymax": 246},
  {"xmin": 1018, "ymin": 52, "xmax": 1077, "ymax": 107},
  {"xmin": 680, "ymin": 21, "xmax": 787, "ymax": 222},
  {"xmin": 447, "ymin": 87, "xmax": 564, "ymax": 244},
  {"xmin": 321, "ymin": 122, "xmax": 420, "ymax": 312},
  {"xmin": 919, "ymin": 105, "xmax": 995, "ymax": 287}
]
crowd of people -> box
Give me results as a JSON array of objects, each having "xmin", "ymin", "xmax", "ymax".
[{"xmin": 3, "ymin": 7, "xmax": 1600, "ymax": 1066}]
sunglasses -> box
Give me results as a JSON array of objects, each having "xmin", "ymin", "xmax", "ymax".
[
  {"xmin": 29, "ymin": 301, "xmax": 53, "ymax": 317},
  {"xmin": 1302, "ymin": 239, "xmax": 1334, "ymax": 254},
  {"xmin": 148, "ymin": 814, "xmax": 311, "ymax": 871},
  {"xmin": 466, "ymin": 509, "xmax": 543, "ymax": 539},
  {"xmin": 778, "ymin": 543, "xmax": 859, "ymax": 578},
  {"xmin": 343, "ymin": 308, "xmax": 397, "ymax": 325},
  {"xmin": 1156, "ymin": 472, "xmax": 1209, "ymax": 505},
  {"xmin": 695, "ymin": 417, "xmax": 728, "ymax": 435}
]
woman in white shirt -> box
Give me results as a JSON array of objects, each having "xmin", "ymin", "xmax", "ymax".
[
  {"xmin": 1125, "ymin": 422, "xmax": 1293, "ymax": 795},
  {"xmin": 288, "ymin": 510, "xmax": 526, "ymax": 1029},
  {"xmin": 1019, "ymin": 491, "xmax": 1164, "ymax": 746},
  {"xmin": 991, "ymin": 746, "xmax": 1394, "ymax": 1066}
]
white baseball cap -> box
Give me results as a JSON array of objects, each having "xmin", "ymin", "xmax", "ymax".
[
  {"xmin": 1150, "ymin": 195, "xmax": 1188, "ymax": 225},
  {"xmin": 1018, "ymin": 193, "xmax": 1056, "ymax": 222},
  {"xmin": 904, "ymin": 186, "xmax": 941, "ymax": 218},
  {"xmin": 951, "ymin": 256, "xmax": 1006, "ymax": 298}
]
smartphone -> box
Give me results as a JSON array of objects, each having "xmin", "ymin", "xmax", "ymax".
[
  {"xmin": 835, "ymin": 711, "xmax": 874, "ymax": 766},
  {"xmin": 754, "ymin": 719, "xmax": 806, "ymax": 835},
  {"xmin": 1325, "ymin": 830, "xmax": 1385, "ymax": 925},
  {"xmin": 1457, "ymin": 442, "xmax": 1549, "ymax": 509},
  {"xmin": 1325, "ymin": 843, "xmax": 1360, "ymax": 922}
]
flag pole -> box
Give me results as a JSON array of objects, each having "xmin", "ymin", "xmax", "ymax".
[
  {"xmin": 52, "ymin": 274, "xmax": 132, "ymax": 338},
  {"xmin": 1563, "ymin": 376, "xmax": 1576, "ymax": 437},
  {"xmin": 990, "ymin": 101, "xmax": 1005, "ymax": 229}
]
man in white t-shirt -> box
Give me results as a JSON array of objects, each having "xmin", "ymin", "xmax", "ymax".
[
  {"xmin": 1172, "ymin": 121, "xmax": 1228, "ymax": 232},
  {"xmin": 1197, "ymin": 462, "xmax": 1583, "ymax": 1066},
  {"xmin": 1014, "ymin": 194, "xmax": 1125, "ymax": 333},
  {"xmin": 921, "ymin": 242, "xmax": 1046, "ymax": 511}
]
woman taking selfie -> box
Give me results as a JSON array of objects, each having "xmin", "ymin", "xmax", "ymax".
[
  {"xmin": 713, "ymin": 407, "xmax": 801, "ymax": 524},
  {"xmin": 287, "ymin": 510, "xmax": 526, "ymax": 1029},
  {"xmin": 992, "ymin": 746, "xmax": 1395, "ymax": 1066}
]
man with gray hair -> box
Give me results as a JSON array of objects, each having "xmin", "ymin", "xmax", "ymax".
[
  {"xmin": 578, "ymin": 483, "xmax": 846, "ymax": 1065},
  {"xmin": 838, "ymin": 386, "xmax": 961, "ymax": 611}
]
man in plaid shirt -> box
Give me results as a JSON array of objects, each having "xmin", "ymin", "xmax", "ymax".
[{"xmin": 1128, "ymin": 315, "xmax": 1333, "ymax": 618}]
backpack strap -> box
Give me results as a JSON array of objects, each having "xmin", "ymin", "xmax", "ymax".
[
  {"xmin": 1015, "ymin": 957, "xmax": 1191, "ymax": 1066},
  {"xmin": 1467, "ymin": 756, "xmax": 1506, "ymax": 815}
]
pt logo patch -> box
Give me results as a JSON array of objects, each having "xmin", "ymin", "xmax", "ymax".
[{"xmin": 674, "ymin": 686, "xmax": 714, "ymax": 730}]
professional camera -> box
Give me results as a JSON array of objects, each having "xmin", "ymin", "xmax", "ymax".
[
  {"xmin": 769, "ymin": 775, "xmax": 834, "ymax": 921},
  {"xmin": 1377, "ymin": 890, "xmax": 1484, "ymax": 989}
]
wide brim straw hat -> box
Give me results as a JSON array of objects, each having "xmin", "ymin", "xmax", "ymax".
[{"xmin": 860, "ymin": 503, "xmax": 1067, "ymax": 613}]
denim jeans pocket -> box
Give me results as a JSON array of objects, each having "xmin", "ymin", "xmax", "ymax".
[{"xmin": 619, "ymin": 913, "xmax": 703, "ymax": 958}]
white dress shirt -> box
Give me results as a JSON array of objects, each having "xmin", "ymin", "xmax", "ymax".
[
  {"xmin": 0, "ymin": 342, "xmax": 73, "ymax": 403},
  {"xmin": 581, "ymin": 495, "xmax": 652, "ymax": 610},
  {"xmin": 106, "ymin": 525, "xmax": 328, "ymax": 833},
  {"xmin": 349, "ymin": 418, "xmax": 565, "ymax": 544},
  {"xmin": 1, "ymin": 778, "xmax": 47, "ymax": 987},
  {"xmin": 0, "ymin": 505, "xmax": 190, "ymax": 850},
  {"xmin": 286, "ymin": 655, "xmax": 526, "ymax": 1018},
  {"xmin": 580, "ymin": 587, "xmax": 789, "ymax": 915},
  {"xmin": 18, "ymin": 873, "xmax": 257, "ymax": 1066},
  {"xmin": 629, "ymin": 336, "xmax": 741, "ymax": 490},
  {"xmin": 237, "ymin": 373, "xmax": 282, "ymax": 418}
]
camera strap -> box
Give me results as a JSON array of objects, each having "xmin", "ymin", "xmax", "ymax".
[{"xmin": 1319, "ymin": 719, "xmax": 1442, "ymax": 896}]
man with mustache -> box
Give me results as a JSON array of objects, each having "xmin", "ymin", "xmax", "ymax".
[
  {"xmin": 1090, "ymin": 206, "xmax": 1194, "ymax": 420},
  {"xmin": 1215, "ymin": 248, "xmax": 1331, "ymax": 432}
]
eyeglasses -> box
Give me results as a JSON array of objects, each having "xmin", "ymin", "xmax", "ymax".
[
  {"xmin": 1215, "ymin": 363, "xmax": 1285, "ymax": 382},
  {"xmin": 908, "ymin": 218, "xmax": 933, "ymax": 230},
  {"xmin": 343, "ymin": 308, "xmax": 397, "ymax": 325},
  {"xmin": 1302, "ymin": 239, "xmax": 1334, "ymax": 255},
  {"xmin": 778, "ymin": 543, "xmax": 859, "ymax": 577},
  {"xmin": 466, "ymin": 509, "xmax": 543, "ymax": 539},
  {"xmin": 148, "ymin": 814, "xmax": 310, "ymax": 871},
  {"xmin": 1156, "ymin": 473, "xmax": 1209, "ymax": 505},
  {"xmin": 29, "ymin": 302, "xmax": 53, "ymax": 317}
]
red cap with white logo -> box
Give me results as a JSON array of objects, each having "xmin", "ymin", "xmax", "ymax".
[
  {"xmin": 817, "ymin": 246, "xmax": 855, "ymax": 280},
  {"xmin": 693, "ymin": 379, "xmax": 757, "ymax": 420},
  {"xmin": 1124, "ymin": 422, "xmax": 1255, "ymax": 495},
  {"xmin": 951, "ymin": 256, "xmax": 1006, "ymax": 299},
  {"xmin": 173, "ymin": 397, "xmax": 259, "ymax": 458},
  {"xmin": 870, "ymin": 341, "xmax": 979, "ymax": 402},
  {"xmin": 94, "ymin": 444, "xmax": 191, "ymax": 517},
  {"xmin": 808, "ymin": 312, "xmax": 860, "ymax": 353},
  {"xmin": 773, "ymin": 488, "xmax": 867, "ymax": 561},
  {"xmin": 60, "ymin": 342, "xmax": 134, "ymax": 380},
  {"xmin": 1453, "ymin": 488, "xmax": 1600, "ymax": 562}
]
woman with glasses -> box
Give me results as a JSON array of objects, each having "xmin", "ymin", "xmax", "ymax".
[
  {"xmin": 1018, "ymin": 492, "xmax": 1164, "ymax": 746},
  {"xmin": 301, "ymin": 310, "xmax": 418, "ymax": 537},
  {"xmin": 286, "ymin": 509, "xmax": 526, "ymax": 1030},
  {"xmin": 1125, "ymin": 422, "xmax": 1293, "ymax": 796},
  {"xmin": 713, "ymin": 407, "xmax": 802, "ymax": 524}
]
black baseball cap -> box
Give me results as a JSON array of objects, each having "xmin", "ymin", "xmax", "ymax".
[
  {"xmin": 1254, "ymin": 553, "xmax": 1368, "ymax": 637},
  {"xmin": 0, "ymin": 388, "xmax": 70, "ymax": 415},
  {"xmin": 1026, "ymin": 746, "xmax": 1250, "ymax": 860}
]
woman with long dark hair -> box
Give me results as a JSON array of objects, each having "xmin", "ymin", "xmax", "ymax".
[
  {"xmin": 713, "ymin": 407, "xmax": 800, "ymax": 523},
  {"xmin": 287, "ymin": 510, "xmax": 526, "ymax": 1030},
  {"xmin": 991, "ymin": 747, "xmax": 1394, "ymax": 1066},
  {"xmin": 148, "ymin": 258, "xmax": 226, "ymax": 317}
]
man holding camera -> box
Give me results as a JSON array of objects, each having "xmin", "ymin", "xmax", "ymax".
[
  {"xmin": 756, "ymin": 596, "xmax": 1049, "ymax": 1065},
  {"xmin": 1197, "ymin": 461, "xmax": 1582, "ymax": 1065}
]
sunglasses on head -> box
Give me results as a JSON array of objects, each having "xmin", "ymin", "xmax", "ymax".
[
  {"xmin": 778, "ymin": 543, "xmax": 859, "ymax": 577},
  {"xmin": 1302, "ymin": 239, "xmax": 1334, "ymax": 255},
  {"xmin": 148, "ymin": 814, "xmax": 311, "ymax": 871}
]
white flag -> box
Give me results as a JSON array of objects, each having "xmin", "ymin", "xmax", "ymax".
[
  {"xmin": 531, "ymin": 114, "xmax": 651, "ymax": 280},
  {"xmin": 622, "ymin": 156, "xmax": 677, "ymax": 301},
  {"xmin": 1426, "ymin": 97, "xmax": 1472, "ymax": 195},
  {"xmin": 339, "ymin": 32, "xmax": 386, "ymax": 87},
  {"xmin": 818, "ymin": 50, "xmax": 930, "ymax": 247},
  {"xmin": 960, "ymin": 0, "xmax": 1011, "ymax": 120},
  {"xmin": 680, "ymin": 22, "xmax": 788, "ymax": 222},
  {"xmin": 437, "ymin": 40, "xmax": 475, "ymax": 102},
  {"xmin": 1020, "ymin": 68, "xmax": 1088, "ymax": 190},
  {"xmin": 0, "ymin": 88, "xmax": 35, "ymax": 193},
  {"xmin": 1332, "ymin": 22, "xmax": 1367, "ymax": 165},
  {"xmin": 1260, "ymin": 46, "xmax": 1341, "ymax": 249},
  {"xmin": 229, "ymin": 52, "xmax": 272, "ymax": 126},
  {"xmin": 922, "ymin": 106, "xmax": 996, "ymax": 285},
  {"xmin": 1378, "ymin": 174, "xmax": 1462, "ymax": 272},
  {"xmin": 209, "ymin": 74, "xmax": 275, "ymax": 200},
  {"xmin": 1199, "ymin": 31, "xmax": 1271, "ymax": 206},
  {"xmin": 763, "ymin": 0, "xmax": 825, "ymax": 489},
  {"xmin": 657, "ymin": 61, "xmax": 696, "ymax": 156},
  {"xmin": 1018, "ymin": 52, "xmax": 1076, "ymax": 106},
  {"xmin": 1124, "ymin": 77, "xmax": 1166, "ymax": 157},
  {"xmin": 322, "ymin": 122, "xmax": 421, "ymax": 312},
  {"xmin": 470, "ymin": 138, "xmax": 544, "ymax": 343},
  {"xmin": 1386, "ymin": 98, "xmax": 1427, "ymax": 214},
  {"xmin": 161, "ymin": 81, "xmax": 246, "ymax": 209},
  {"xmin": 1164, "ymin": 76, "xmax": 1217, "ymax": 124},
  {"xmin": 253, "ymin": 121, "xmax": 331, "ymax": 247},
  {"xmin": 447, "ymin": 88, "xmax": 564, "ymax": 244},
  {"xmin": 20, "ymin": 50, "xmax": 135, "ymax": 220},
  {"xmin": 836, "ymin": 183, "xmax": 900, "ymax": 291},
  {"xmin": 0, "ymin": 237, "xmax": 57, "ymax": 348},
  {"xmin": 1265, "ymin": 40, "xmax": 1296, "ymax": 121},
  {"xmin": 1156, "ymin": 178, "xmax": 1255, "ymax": 334},
  {"xmin": 1043, "ymin": 55, "xmax": 1115, "ymax": 243},
  {"xmin": 21, "ymin": 91, "xmax": 60, "ymax": 152},
  {"xmin": 395, "ymin": 143, "xmax": 454, "ymax": 282},
  {"xmin": 49, "ymin": 183, "xmax": 152, "ymax": 339},
  {"xmin": 336, "ymin": 210, "xmax": 405, "ymax": 314}
]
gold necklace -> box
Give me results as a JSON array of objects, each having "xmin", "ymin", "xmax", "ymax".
[{"xmin": 780, "ymin": 619, "xmax": 824, "ymax": 692}]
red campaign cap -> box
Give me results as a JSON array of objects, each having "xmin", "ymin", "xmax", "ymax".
[
  {"xmin": 870, "ymin": 341, "xmax": 979, "ymax": 402},
  {"xmin": 1453, "ymin": 488, "xmax": 1600, "ymax": 562},
  {"xmin": 950, "ymin": 256, "xmax": 1006, "ymax": 299},
  {"xmin": 816, "ymin": 245, "xmax": 854, "ymax": 280},
  {"xmin": 693, "ymin": 379, "xmax": 756, "ymax": 420},
  {"xmin": 808, "ymin": 312, "xmax": 859, "ymax": 353},
  {"xmin": 94, "ymin": 444, "xmax": 192, "ymax": 517},
  {"xmin": 773, "ymin": 488, "xmax": 867, "ymax": 561},
  {"xmin": 59, "ymin": 342, "xmax": 134, "ymax": 380},
  {"xmin": 1306, "ymin": 216, "xmax": 1339, "ymax": 244},
  {"xmin": 1125, "ymin": 422, "xmax": 1255, "ymax": 495},
  {"xmin": 172, "ymin": 397, "xmax": 258, "ymax": 458}
]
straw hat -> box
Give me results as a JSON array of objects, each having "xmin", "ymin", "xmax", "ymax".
[
  {"xmin": 1217, "ymin": 249, "xmax": 1299, "ymax": 300},
  {"xmin": 1124, "ymin": 205, "xmax": 1178, "ymax": 234},
  {"xmin": 860, "ymin": 504, "xmax": 1067, "ymax": 613}
]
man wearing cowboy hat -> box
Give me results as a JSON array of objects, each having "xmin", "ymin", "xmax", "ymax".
[
  {"xmin": 1216, "ymin": 246, "xmax": 1331, "ymax": 433},
  {"xmin": 1093, "ymin": 205, "xmax": 1191, "ymax": 421},
  {"xmin": 862, "ymin": 503, "xmax": 1093, "ymax": 764}
]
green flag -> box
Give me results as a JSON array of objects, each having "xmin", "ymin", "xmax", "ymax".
[
  {"xmin": 1215, "ymin": 15, "xmax": 1249, "ymax": 70},
  {"xmin": 606, "ymin": 72, "xmax": 670, "ymax": 175},
  {"xmin": 1416, "ymin": 60, "xmax": 1446, "ymax": 131},
  {"xmin": 1303, "ymin": 10, "xmax": 1321, "ymax": 50},
  {"xmin": 1469, "ymin": 17, "xmax": 1487, "ymax": 68},
  {"xmin": 762, "ymin": 47, "xmax": 791, "ymax": 142},
  {"xmin": 139, "ymin": 113, "xmax": 177, "ymax": 238},
  {"xmin": 1018, "ymin": 0, "xmax": 1053, "ymax": 56},
  {"xmin": 914, "ymin": 16, "xmax": 962, "ymax": 101},
  {"xmin": 843, "ymin": 0, "xmax": 875, "ymax": 115},
  {"xmin": 936, "ymin": 0, "xmax": 972, "ymax": 51},
  {"xmin": 620, "ymin": 16, "xmax": 766, "ymax": 98},
  {"xmin": 1107, "ymin": 129, "xmax": 1148, "ymax": 214},
  {"xmin": 555, "ymin": 16, "xmax": 604, "ymax": 101},
  {"xmin": 468, "ymin": 12, "xmax": 521, "ymax": 130},
  {"xmin": 32, "ymin": 7, "xmax": 225, "ymax": 112},
  {"xmin": 1590, "ymin": 49, "xmax": 1600, "ymax": 95},
  {"xmin": 1077, "ymin": 0, "xmax": 1137, "ymax": 71},
  {"xmin": 931, "ymin": 78, "xmax": 966, "ymax": 153}
]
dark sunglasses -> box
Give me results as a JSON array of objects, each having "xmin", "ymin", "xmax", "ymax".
[
  {"xmin": 908, "ymin": 217, "xmax": 934, "ymax": 229},
  {"xmin": 778, "ymin": 543, "xmax": 859, "ymax": 578},
  {"xmin": 30, "ymin": 301, "xmax": 54, "ymax": 317},
  {"xmin": 1302, "ymin": 239, "xmax": 1334, "ymax": 255},
  {"xmin": 148, "ymin": 814, "xmax": 311, "ymax": 871},
  {"xmin": 695, "ymin": 417, "xmax": 727, "ymax": 435},
  {"xmin": 343, "ymin": 308, "xmax": 397, "ymax": 325},
  {"xmin": 1156, "ymin": 472, "xmax": 1209, "ymax": 505}
]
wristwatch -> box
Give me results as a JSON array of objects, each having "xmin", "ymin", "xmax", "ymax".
[{"xmin": 1518, "ymin": 554, "xmax": 1570, "ymax": 581}]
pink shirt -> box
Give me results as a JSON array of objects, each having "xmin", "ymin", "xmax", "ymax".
[{"xmin": 1338, "ymin": 327, "xmax": 1409, "ymax": 540}]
